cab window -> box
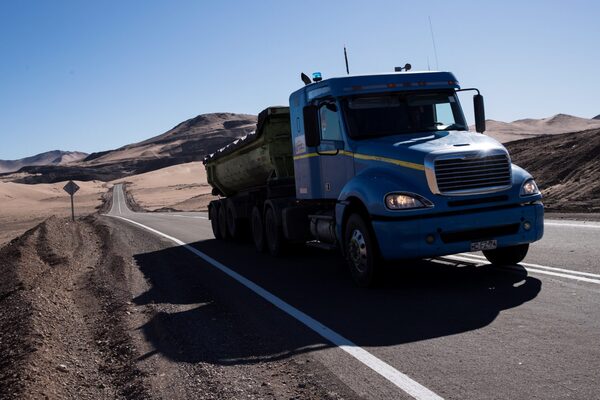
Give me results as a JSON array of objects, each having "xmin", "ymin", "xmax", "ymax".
[{"xmin": 319, "ymin": 103, "xmax": 343, "ymax": 141}]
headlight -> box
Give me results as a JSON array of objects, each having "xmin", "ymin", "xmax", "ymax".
[
  {"xmin": 385, "ymin": 192, "xmax": 434, "ymax": 210},
  {"xmin": 520, "ymin": 179, "xmax": 540, "ymax": 196}
]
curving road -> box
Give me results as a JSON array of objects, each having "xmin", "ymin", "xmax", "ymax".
[{"xmin": 105, "ymin": 184, "xmax": 600, "ymax": 400}]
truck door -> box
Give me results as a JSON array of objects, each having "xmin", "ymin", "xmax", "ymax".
[{"xmin": 317, "ymin": 102, "xmax": 354, "ymax": 199}]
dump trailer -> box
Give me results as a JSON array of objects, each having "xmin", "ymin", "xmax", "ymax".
[{"xmin": 204, "ymin": 71, "xmax": 544, "ymax": 286}]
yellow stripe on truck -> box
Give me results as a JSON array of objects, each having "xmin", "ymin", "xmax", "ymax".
[{"xmin": 293, "ymin": 151, "xmax": 425, "ymax": 171}]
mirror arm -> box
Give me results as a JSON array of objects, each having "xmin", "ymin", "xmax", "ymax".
[{"xmin": 456, "ymin": 88, "xmax": 481, "ymax": 95}]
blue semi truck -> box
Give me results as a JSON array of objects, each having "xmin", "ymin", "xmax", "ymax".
[{"xmin": 204, "ymin": 70, "xmax": 544, "ymax": 286}]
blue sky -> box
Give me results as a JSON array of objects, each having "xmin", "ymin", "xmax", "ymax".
[{"xmin": 1, "ymin": 0, "xmax": 598, "ymax": 159}]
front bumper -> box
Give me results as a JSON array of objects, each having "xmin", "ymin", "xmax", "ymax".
[{"xmin": 372, "ymin": 203, "xmax": 544, "ymax": 260}]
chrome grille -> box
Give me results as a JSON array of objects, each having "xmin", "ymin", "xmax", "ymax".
[{"xmin": 434, "ymin": 154, "xmax": 511, "ymax": 194}]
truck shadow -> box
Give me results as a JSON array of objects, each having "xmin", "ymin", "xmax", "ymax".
[{"xmin": 131, "ymin": 239, "xmax": 541, "ymax": 366}]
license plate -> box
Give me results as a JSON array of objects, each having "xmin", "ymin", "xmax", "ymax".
[{"xmin": 470, "ymin": 239, "xmax": 497, "ymax": 251}]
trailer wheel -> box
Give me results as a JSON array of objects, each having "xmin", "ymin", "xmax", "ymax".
[
  {"xmin": 344, "ymin": 213, "xmax": 381, "ymax": 287},
  {"xmin": 264, "ymin": 206, "xmax": 285, "ymax": 256},
  {"xmin": 251, "ymin": 206, "xmax": 266, "ymax": 252},
  {"xmin": 483, "ymin": 244, "xmax": 529, "ymax": 265},
  {"xmin": 209, "ymin": 203, "xmax": 223, "ymax": 240},
  {"xmin": 218, "ymin": 201, "xmax": 229, "ymax": 240},
  {"xmin": 225, "ymin": 199, "xmax": 241, "ymax": 240}
]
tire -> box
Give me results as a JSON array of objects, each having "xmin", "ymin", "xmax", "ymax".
[
  {"xmin": 483, "ymin": 243, "xmax": 529, "ymax": 265},
  {"xmin": 264, "ymin": 206, "xmax": 285, "ymax": 256},
  {"xmin": 251, "ymin": 206, "xmax": 266, "ymax": 252},
  {"xmin": 225, "ymin": 199, "xmax": 240, "ymax": 240},
  {"xmin": 218, "ymin": 201, "xmax": 229, "ymax": 240},
  {"xmin": 209, "ymin": 203, "xmax": 224, "ymax": 240},
  {"xmin": 344, "ymin": 213, "xmax": 381, "ymax": 287}
]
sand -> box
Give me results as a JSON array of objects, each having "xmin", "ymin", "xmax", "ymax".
[
  {"xmin": 0, "ymin": 180, "xmax": 106, "ymax": 245},
  {"xmin": 112, "ymin": 161, "xmax": 215, "ymax": 212}
]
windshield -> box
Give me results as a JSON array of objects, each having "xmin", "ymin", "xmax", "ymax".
[{"xmin": 341, "ymin": 91, "xmax": 467, "ymax": 139}]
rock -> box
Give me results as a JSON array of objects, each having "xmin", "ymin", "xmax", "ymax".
[{"xmin": 56, "ymin": 364, "xmax": 68, "ymax": 372}]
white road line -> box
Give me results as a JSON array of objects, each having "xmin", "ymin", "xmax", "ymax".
[
  {"xmin": 445, "ymin": 255, "xmax": 600, "ymax": 285},
  {"xmin": 109, "ymin": 214, "xmax": 444, "ymax": 400},
  {"xmin": 545, "ymin": 222, "xmax": 600, "ymax": 229},
  {"xmin": 457, "ymin": 253, "xmax": 600, "ymax": 279}
]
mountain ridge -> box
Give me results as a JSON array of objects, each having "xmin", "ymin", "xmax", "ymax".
[
  {"xmin": 5, "ymin": 113, "xmax": 257, "ymax": 184},
  {"xmin": 0, "ymin": 150, "xmax": 88, "ymax": 174}
]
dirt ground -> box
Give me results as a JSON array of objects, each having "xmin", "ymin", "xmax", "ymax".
[
  {"xmin": 0, "ymin": 192, "xmax": 357, "ymax": 400},
  {"xmin": 506, "ymin": 128, "xmax": 600, "ymax": 212}
]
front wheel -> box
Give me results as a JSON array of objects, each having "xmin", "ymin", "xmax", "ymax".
[
  {"xmin": 344, "ymin": 213, "xmax": 381, "ymax": 287},
  {"xmin": 483, "ymin": 243, "xmax": 529, "ymax": 265}
]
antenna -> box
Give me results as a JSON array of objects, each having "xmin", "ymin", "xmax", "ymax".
[
  {"xmin": 428, "ymin": 16, "xmax": 439, "ymax": 70},
  {"xmin": 343, "ymin": 45, "xmax": 350, "ymax": 75}
]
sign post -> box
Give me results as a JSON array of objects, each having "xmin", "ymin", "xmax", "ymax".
[{"xmin": 63, "ymin": 181, "xmax": 80, "ymax": 221}]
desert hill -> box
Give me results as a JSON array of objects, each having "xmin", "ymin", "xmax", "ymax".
[
  {"xmin": 480, "ymin": 114, "xmax": 600, "ymax": 143},
  {"xmin": 593, "ymin": 114, "xmax": 600, "ymax": 120},
  {"xmin": 7, "ymin": 113, "xmax": 256, "ymax": 184},
  {"xmin": 505, "ymin": 128, "xmax": 600, "ymax": 212},
  {"xmin": 0, "ymin": 150, "xmax": 88, "ymax": 174},
  {"xmin": 82, "ymin": 112, "xmax": 256, "ymax": 165}
]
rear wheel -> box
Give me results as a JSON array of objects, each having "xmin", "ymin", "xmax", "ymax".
[
  {"xmin": 209, "ymin": 203, "xmax": 224, "ymax": 240},
  {"xmin": 344, "ymin": 213, "xmax": 381, "ymax": 287},
  {"xmin": 483, "ymin": 244, "xmax": 529, "ymax": 265},
  {"xmin": 218, "ymin": 201, "xmax": 229, "ymax": 240},
  {"xmin": 225, "ymin": 199, "xmax": 241, "ymax": 240},
  {"xmin": 251, "ymin": 206, "xmax": 266, "ymax": 252},
  {"xmin": 264, "ymin": 206, "xmax": 285, "ymax": 256}
]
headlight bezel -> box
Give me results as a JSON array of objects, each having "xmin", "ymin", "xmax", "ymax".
[
  {"xmin": 520, "ymin": 178, "xmax": 540, "ymax": 197},
  {"xmin": 384, "ymin": 192, "xmax": 435, "ymax": 211}
]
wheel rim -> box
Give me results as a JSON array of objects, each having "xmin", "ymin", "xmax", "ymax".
[{"xmin": 348, "ymin": 229, "xmax": 368, "ymax": 273}]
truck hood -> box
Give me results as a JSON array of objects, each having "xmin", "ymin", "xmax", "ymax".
[{"xmin": 352, "ymin": 130, "xmax": 507, "ymax": 166}]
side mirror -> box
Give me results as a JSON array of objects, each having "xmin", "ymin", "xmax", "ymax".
[
  {"xmin": 474, "ymin": 94, "xmax": 486, "ymax": 133},
  {"xmin": 303, "ymin": 105, "xmax": 320, "ymax": 147}
]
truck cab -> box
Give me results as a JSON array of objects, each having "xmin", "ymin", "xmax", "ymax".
[{"xmin": 288, "ymin": 71, "xmax": 543, "ymax": 285}]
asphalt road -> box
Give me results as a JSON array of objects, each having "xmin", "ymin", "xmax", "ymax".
[{"xmin": 106, "ymin": 184, "xmax": 600, "ymax": 400}]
